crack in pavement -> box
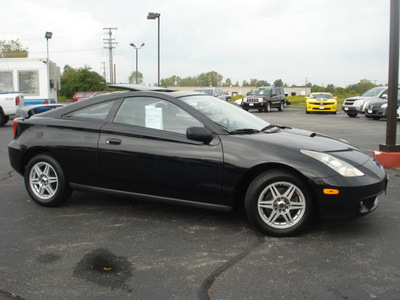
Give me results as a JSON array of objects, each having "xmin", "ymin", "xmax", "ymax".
[
  {"xmin": 0, "ymin": 290, "xmax": 24, "ymax": 299},
  {"xmin": 0, "ymin": 170, "xmax": 14, "ymax": 181},
  {"xmin": 198, "ymin": 233, "xmax": 264, "ymax": 300}
]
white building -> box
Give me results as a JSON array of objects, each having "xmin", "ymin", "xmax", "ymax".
[{"xmin": 0, "ymin": 58, "xmax": 61, "ymax": 104}]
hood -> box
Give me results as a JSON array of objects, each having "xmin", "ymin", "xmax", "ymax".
[
  {"xmin": 345, "ymin": 96, "xmax": 363, "ymax": 101},
  {"xmin": 238, "ymin": 127, "xmax": 369, "ymax": 166}
]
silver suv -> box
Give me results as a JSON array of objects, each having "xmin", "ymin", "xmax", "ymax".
[
  {"xmin": 342, "ymin": 86, "xmax": 387, "ymax": 117},
  {"xmin": 194, "ymin": 87, "xmax": 229, "ymax": 101}
]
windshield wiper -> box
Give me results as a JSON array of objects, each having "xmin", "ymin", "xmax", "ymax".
[
  {"xmin": 230, "ymin": 128, "xmax": 260, "ymax": 135},
  {"xmin": 261, "ymin": 124, "xmax": 291, "ymax": 131}
]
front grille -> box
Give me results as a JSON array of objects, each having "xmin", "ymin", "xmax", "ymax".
[
  {"xmin": 245, "ymin": 98, "xmax": 261, "ymax": 103},
  {"xmin": 344, "ymin": 99, "xmax": 356, "ymax": 105},
  {"xmin": 309, "ymin": 101, "xmax": 335, "ymax": 106}
]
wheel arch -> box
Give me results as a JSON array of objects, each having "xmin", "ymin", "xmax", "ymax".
[
  {"xmin": 19, "ymin": 148, "xmax": 63, "ymax": 176},
  {"xmin": 233, "ymin": 162, "xmax": 317, "ymax": 210}
]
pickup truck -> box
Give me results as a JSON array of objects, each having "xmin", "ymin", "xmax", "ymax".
[{"xmin": 0, "ymin": 92, "xmax": 24, "ymax": 126}]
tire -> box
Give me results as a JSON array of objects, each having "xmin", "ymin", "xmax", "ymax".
[
  {"xmin": 24, "ymin": 154, "xmax": 72, "ymax": 207},
  {"xmin": 305, "ymin": 109, "xmax": 310, "ymax": 114},
  {"xmin": 245, "ymin": 169, "xmax": 313, "ymax": 237},
  {"xmin": 278, "ymin": 101, "xmax": 284, "ymax": 112},
  {"xmin": 265, "ymin": 102, "xmax": 271, "ymax": 112},
  {"xmin": 0, "ymin": 111, "xmax": 9, "ymax": 126},
  {"xmin": 347, "ymin": 113, "xmax": 357, "ymax": 117},
  {"xmin": 373, "ymin": 117, "xmax": 381, "ymax": 120}
]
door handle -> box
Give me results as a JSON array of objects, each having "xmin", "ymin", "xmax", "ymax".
[{"xmin": 106, "ymin": 138, "xmax": 122, "ymax": 145}]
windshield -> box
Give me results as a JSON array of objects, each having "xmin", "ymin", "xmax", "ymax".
[
  {"xmin": 309, "ymin": 93, "xmax": 333, "ymax": 99},
  {"xmin": 249, "ymin": 89, "xmax": 271, "ymax": 96},
  {"xmin": 180, "ymin": 95, "xmax": 269, "ymax": 133},
  {"xmin": 362, "ymin": 87, "xmax": 386, "ymax": 97}
]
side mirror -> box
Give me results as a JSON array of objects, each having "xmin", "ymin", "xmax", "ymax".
[
  {"xmin": 186, "ymin": 127, "xmax": 213, "ymax": 144},
  {"xmin": 382, "ymin": 94, "xmax": 388, "ymax": 99}
]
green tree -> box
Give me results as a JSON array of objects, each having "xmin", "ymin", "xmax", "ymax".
[
  {"xmin": 181, "ymin": 76, "xmax": 198, "ymax": 86},
  {"xmin": 59, "ymin": 65, "xmax": 107, "ymax": 99},
  {"xmin": 0, "ymin": 39, "xmax": 29, "ymax": 58},
  {"xmin": 223, "ymin": 78, "xmax": 232, "ymax": 86},
  {"xmin": 274, "ymin": 79, "xmax": 284, "ymax": 87},
  {"xmin": 197, "ymin": 71, "xmax": 223, "ymax": 87},
  {"xmin": 161, "ymin": 75, "xmax": 182, "ymax": 87},
  {"xmin": 128, "ymin": 71, "xmax": 144, "ymax": 84}
]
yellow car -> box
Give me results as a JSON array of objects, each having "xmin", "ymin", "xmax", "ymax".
[{"xmin": 306, "ymin": 92, "xmax": 337, "ymax": 114}]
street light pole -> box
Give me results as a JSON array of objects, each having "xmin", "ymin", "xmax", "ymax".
[
  {"xmin": 130, "ymin": 43, "xmax": 145, "ymax": 84},
  {"xmin": 45, "ymin": 31, "xmax": 53, "ymax": 102},
  {"xmin": 147, "ymin": 12, "xmax": 161, "ymax": 86}
]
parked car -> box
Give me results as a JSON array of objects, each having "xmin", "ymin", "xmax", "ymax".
[
  {"xmin": 241, "ymin": 87, "xmax": 286, "ymax": 112},
  {"xmin": 194, "ymin": 87, "xmax": 228, "ymax": 101},
  {"xmin": 9, "ymin": 84, "xmax": 388, "ymax": 237},
  {"xmin": 365, "ymin": 97, "xmax": 400, "ymax": 120},
  {"xmin": 0, "ymin": 91, "xmax": 24, "ymax": 126},
  {"xmin": 305, "ymin": 92, "xmax": 337, "ymax": 114},
  {"xmin": 224, "ymin": 92, "xmax": 232, "ymax": 101},
  {"xmin": 342, "ymin": 86, "xmax": 388, "ymax": 117},
  {"xmin": 77, "ymin": 91, "xmax": 111, "ymax": 102},
  {"xmin": 72, "ymin": 91, "xmax": 97, "ymax": 102}
]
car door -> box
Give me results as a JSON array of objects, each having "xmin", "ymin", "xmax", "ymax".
[
  {"xmin": 272, "ymin": 88, "xmax": 282, "ymax": 107},
  {"xmin": 98, "ymin": 95, "xmax": 224, "ymax": 204}
]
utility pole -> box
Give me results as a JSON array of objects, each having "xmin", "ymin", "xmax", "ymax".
[
  {"xmin": 103, "ymin": 27, "xmax": 118, "ymax": 83},
  {"xmin": 101, "ymin": 62, "xmax": 107, "ymax": 81}
]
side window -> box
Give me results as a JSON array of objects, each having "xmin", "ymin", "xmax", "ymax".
[
  {"xmin": 64, "ymin": 101, "xmax": 116, "ymax": 120},
  {"xmin": 114, "ymin": 97, "xmax": 204, "ymax": 135}
]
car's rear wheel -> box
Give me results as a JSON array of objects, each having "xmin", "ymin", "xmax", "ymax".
[
  {"xmin": 278, "ymin": 101, "xmax": 285, "ymax": 111},
  {"xmin": 24, "ymin": 154, "xmax": 72, "ymax": 207},
  {"xmin": 0, "ymin": 111, "xmax": 9, "ymax": 126},
  {"xmin": 245, "ymin": 169, "xmax": 313, "ymax": 236}
]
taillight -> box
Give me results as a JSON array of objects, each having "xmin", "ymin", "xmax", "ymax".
[
  {"xmin": 13, "ymin": 118, "xmax": 18, "ymax": 137},
  {"xmin": 16, "ymin": 96, "xmax": 20, "ymax": 106},
  {"xmin": 44, "ymin": 100, "xmax": 48, "ymax": 104}
]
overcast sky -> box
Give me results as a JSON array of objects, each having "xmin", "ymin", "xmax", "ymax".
[{"xmin": 2, "ymin": 0, "xmax": 393, "ymax": 87}]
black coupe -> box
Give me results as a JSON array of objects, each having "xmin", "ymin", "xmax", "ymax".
[{"xmin": 8, "ymin": 85, "xmax": 388, "ymax": 236}]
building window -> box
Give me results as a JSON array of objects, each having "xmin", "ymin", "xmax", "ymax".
[
  {"xmin": 0, "ymin": 71, "xmax": 13, "ymax": 92},
  {"xmin": 18, "ymin": 71, "xmax": 39, "ymax": 95}
]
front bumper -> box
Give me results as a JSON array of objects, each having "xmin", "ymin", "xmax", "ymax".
[
  {"xmin": 365, "ymin": 107, "xmax": 387, "ymax": 118},
  {"xmin": 310, "ymin": 171, "xmax": 388, "ymax": 220},
  {"xmin": 307, "ymin": 103, "xmax": 336, "ymax": 112},
  {"xmin": 241, "ymin": 102, "xmax": 265, "ymax": 110},
  {"xmin": 342, "ymin": 105, "xmax": 363, "ymax": 114}
]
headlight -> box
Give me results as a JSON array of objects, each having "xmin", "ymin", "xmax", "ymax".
[
  {"xmin": 354, "ymin": 99, "xmax": 364, "ymax": 106},
  {"xmin": 381, "ymin": 103, "xmax": 387, "ymax": 108},
  {"xmin": 301, "ymin": 150, "xmax": 365, "ymax": 177}
]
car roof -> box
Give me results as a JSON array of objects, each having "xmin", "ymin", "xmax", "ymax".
[{"xmin": 108, "ymin": 84, "xmax": 176, "ymax": 92}]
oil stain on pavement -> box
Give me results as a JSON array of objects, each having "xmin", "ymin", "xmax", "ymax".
[{"xmin": 73, "ymin": 248, "xmax": 133, "ymax": 290}]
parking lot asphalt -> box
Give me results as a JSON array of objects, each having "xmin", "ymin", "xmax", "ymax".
[{"xmin": 0, "ymin": 107, "xmax": 399, "ymax": 300}]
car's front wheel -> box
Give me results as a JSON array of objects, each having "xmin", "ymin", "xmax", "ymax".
[
  {"xmin": 24, "ymin": 154, "xmax": 72, "ymax": 207},
  {"xmin": 245, "ymin": 170, "xmax": 313, "ymax": 236}
]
